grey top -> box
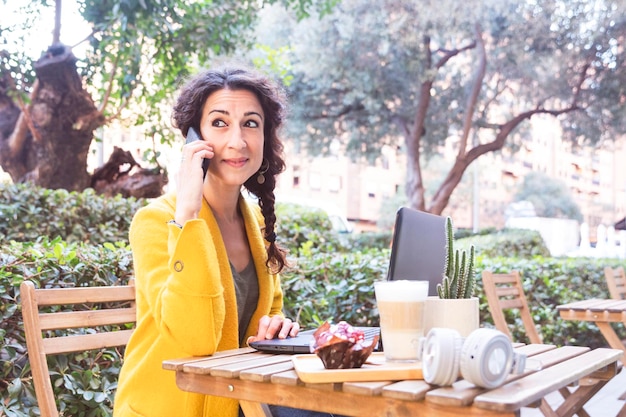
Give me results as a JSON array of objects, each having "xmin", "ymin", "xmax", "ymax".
[{"xmin": 231, "ymin": 260, "xmax": 260, "ymax": 345}]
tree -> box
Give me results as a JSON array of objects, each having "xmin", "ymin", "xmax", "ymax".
[
  {"xmin": 261, "ymin": 0, "xmax": 626, "ymax": 215},
  {"xmin": 0, "ymin": 0, "xmax": 337, "ymax": 197},
  {"xmin": 513, "ymin": 171, "xmax": 583, "ymax": 221}
]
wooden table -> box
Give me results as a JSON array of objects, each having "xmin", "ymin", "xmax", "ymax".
[
  {"xmin": 557, "ymin": 299, "xmax": 626, "ymax": 364},
  {"xmin": 163, "ymin": 344, "xmax": 622, "ymax": 417}
]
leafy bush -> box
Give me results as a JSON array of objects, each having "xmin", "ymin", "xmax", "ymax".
[
  {"xmin": 345, "ymin": 231, "xmax": 393, "ymax": 252},
  {"xmin": 282, "ymin": 247, "xmax": 390, "ymax": 328},
  {"xmin": 455, "ymin": 227, "xmax": 497, "ymax": 239},
  {"xmin": 514, "ymin": 171, "xmax": 584, "ymax": 222},
  {"xmin": 275, "ymin": 202, "xmax": 392, "ymax": 253},
  {"xmin": 275, "ymin": 202, "xmax": 346, "ymax": 254},
  {"xmin": 457, "ymin": 228, "xmax": 551, "ymax": 258},
  {"xmin": 1, "ymin": 237, "xmax": 133, "ymax": 417},
  {"xmin": 0, "ymin": 182, "xmax": 146, "ymax": 245}
]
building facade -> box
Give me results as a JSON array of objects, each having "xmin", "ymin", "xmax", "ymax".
[{"xmin": 274, "ymin": 117, "xmax": 626, "ymax": 238}]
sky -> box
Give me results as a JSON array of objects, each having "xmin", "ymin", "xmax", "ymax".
[{"xmin": 3, "ymin": 0, "xmax": 91, "ymax": 59}]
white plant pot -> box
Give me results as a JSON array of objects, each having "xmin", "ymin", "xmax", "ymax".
[{"xmin": 423, "ymin": 296, "xmax": 480, "ymax": 338}]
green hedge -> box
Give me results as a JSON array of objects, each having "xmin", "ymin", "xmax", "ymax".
[
  {"xmin": 456, "ymin": 228, "xmax": 551, "ymax": 258},
  {"xmin": 275, "ymin": 202, "xmax": 345, "ymax": 254},
  {"xmin": 282, "ymin": 252, "xmax": 625, "ymax": 349},
  {"xmin": 281, "ymin": 247, "xmax": 389, "ymax": 327},
  {"xmin": 1, "ymin": 182, "xmax": 624, "ymax": 416},
  {"xmin": 0, "ymin": 182, "xmax": 146, "ymax": 245}
]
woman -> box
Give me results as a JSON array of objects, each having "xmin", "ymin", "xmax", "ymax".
[{"xmin": 113, "ymin": 63, "xmax": 305, "ymax": 417}]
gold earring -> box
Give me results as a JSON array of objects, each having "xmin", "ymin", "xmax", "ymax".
[{"xmin": 257, "ymin": 159, "xmax": 269, "ymax": 184}]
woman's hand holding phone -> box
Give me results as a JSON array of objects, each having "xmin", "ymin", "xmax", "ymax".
[
  {"xmin": 175, "ymin": 127, "xmax": 214, "ymax": 225},
  {"xmin": 185, "ymin": 127, "xmax": 211, "ymax": 179}
]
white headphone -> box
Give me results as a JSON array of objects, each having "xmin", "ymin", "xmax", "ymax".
[{"xmin": 418, "ymin": 327, "xmax": 526, "ymax": 389}]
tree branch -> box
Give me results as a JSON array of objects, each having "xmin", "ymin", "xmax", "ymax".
[
  {"xmin": 8, "ymin": 79, "xmax": 42, "ymax": 155},
  {"xmin": 53, "ymin": 0, "xmax": 62, "ymax": 45},
  {"xmin": 458, "ymin": 24, "xmax": 487, "ymax": 158},
  {"xmin": 479, "ymin": 76, "xmax": 510, "ymax": 120},
  {"xmin": 405, "ymin": 36, "xmax": 435, "ymax": 211},
  {"xmin": 429, "ymin": 104, "xmax": 581, "ymax": 214},
  {"xmin": 104, "ymin": 95, "xmax": 133, "ymax": 124},
  {"xmin": 98, "ymin": 49, "xmax": 121, "ymax": 114},
  {"xmin": 435, "ymin": 40, "xmax": 477, "ymax": 69},
  {"xmin": 100, "ymin": 51, "xmax": 136, "ymax": 124},
  {"xmin": 571, "ymin": 61, "xmax": 590, "ymax": 107},
  {"xmin": 468, "ymin": 108, "xmax": 575, "ymax": 160},
  {"xmin": 304, "ymin": 103, "xmax": 365, "ymax": 120}
]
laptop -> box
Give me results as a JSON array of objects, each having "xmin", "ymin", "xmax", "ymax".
[
  {"xmin": 249, "ymin": 206, "xmax": 446, "ymax": 353},
  {"xmin": 386, "ymin": 207, "xmax": 447, "ymax": 296},
  {"xmin": 248, "ymin": 326, "xmax": 380, "ymax": 354}
]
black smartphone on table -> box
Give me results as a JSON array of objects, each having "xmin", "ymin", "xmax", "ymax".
[{"xmin": 185, "ymin": 127, "xmax": 210, "ymax": 179}]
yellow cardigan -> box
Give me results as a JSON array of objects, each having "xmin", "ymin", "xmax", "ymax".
[{"xmin": 113, "ymin": 193, "xmax": 284, "ymax": 417}]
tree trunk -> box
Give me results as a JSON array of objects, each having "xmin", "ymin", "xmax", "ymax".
[
  {"xmin": 0, "ymin": 45, "xmax": 100, "ymax": 190},
  {"xmin": 404, "ymin": 35, "xmax": 433, "ymax": 213},
  {"xmin": 428, "ymin": 25, "xmax": 487, "ymax": 215},
  {"xmin": 0, "ymin": 44, "xmax": 166, "ymax": 198},
  {"xmin": 405, "ymin": 35, "xmax": 477, "ymax": 214},
  {"xmin": 91, "ymin": 146, "xmax": 169, "ymax": 198}
]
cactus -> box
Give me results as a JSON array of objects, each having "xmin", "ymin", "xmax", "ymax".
[{"xmin": 436, "ymin": 216, "xmax": 476, "ymax": 299}]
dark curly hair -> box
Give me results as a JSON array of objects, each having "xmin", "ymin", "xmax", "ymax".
[{"xmin": 171, "ymin": 63, "xmax": 288, "ymax": 273}]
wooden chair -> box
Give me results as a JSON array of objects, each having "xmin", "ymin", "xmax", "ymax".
[
  {"xmin": 604, "ymin": 266, "xmax": 626, "ymax": 300},
  {"xmin": 481, "ymin": 271, "xmax": 596, "ymax": 416},
  {"xmin": 604, "ymin": 266, "xmax": 626, "ymax": 405},
  {"xmin": 20, "ymin": 280, "xmax": 136, "ymax": 417},
  {"xmin": 481, "ymin": 270, "xmax": 542, "ymax": 344}
]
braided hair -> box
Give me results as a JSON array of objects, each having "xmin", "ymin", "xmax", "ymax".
[{"xmin": 171, "ymin": 63, "xmax": 288, "ymax": 273}]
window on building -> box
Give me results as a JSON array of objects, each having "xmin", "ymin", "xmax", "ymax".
[
  {"xmin": 293, "ymin": 165, "xmax": 300, "ymax": 188},
  {"xmin": 309, "ymin": 172, "xmax": 321, "ymax": 190},
  {"xmin": 328, "ymin": 175, "xmax": 341, "ymax": 192}
]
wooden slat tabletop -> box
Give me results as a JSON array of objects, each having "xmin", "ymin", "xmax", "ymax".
[
  {"xmin": 557, "ymin": 298, "xmax": 626, "ymax": 366},
  {"xmin": 425, "ymin": 346, "xmax": 589, "ymax": 407},
  {"xmin": 557, "ymin": 299, "xmax": 626, "ymax": 325},
  {"xmin": 473, "ymin": 348, "xmax": 621, "ymax": 412},
  {"xmin": 164, "ymin": 344, "xmax": 623, "ymax": 416},
  {"xmin": 557, "ymin": 299, "xmax": 626, "ymax": 313}
]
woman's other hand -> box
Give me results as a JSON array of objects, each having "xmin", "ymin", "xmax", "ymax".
[{"xmin": 246, "ymin": 315, "xmax": 300, "ymax": 345}]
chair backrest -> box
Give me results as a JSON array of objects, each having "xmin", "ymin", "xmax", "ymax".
[
  {"xmin": 20, "ymin": 280, "xmax": 136, "ymax": 417},
  {"xmin": 604, "ymin": 266, "xmax": 626, "ymax": 300},
  {"xmin": 481, "ymin": 270, "xmax": 542, "ymax": 344}
]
